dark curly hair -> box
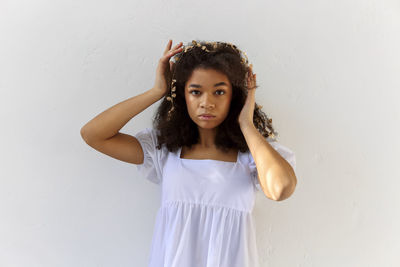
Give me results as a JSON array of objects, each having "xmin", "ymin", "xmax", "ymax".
[{"xmin": 151, "ymin": 40, "xmax": 278, "ymax": 153}]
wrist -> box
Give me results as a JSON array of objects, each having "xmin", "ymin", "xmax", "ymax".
[
  {"xmin": 149, "ymin": 87, "xmax": 166, "ymax": 100},
  {"xmin": 239, "ymin": 120, "xmax": 255, "ymax": 131}
]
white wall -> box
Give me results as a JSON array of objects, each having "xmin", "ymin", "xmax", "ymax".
[{"xmin": 1, "ymin": 0, "xmax": 399, "ymax": 266}]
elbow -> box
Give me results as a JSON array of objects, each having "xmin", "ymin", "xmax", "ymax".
[
  {"xmin": 80, "ymin": 127, "xmax": 86, "ymax": 138},
  {"xmin": 80, "ymin": 126, "xmax": 93, "ymax": 144},
  {"xmin": 80, "ymin": 126, "xmax": 88, "ymax": 139},
  {"xmin": 274, "ymin": 178, "xmax": 297, "ymax": 202}
]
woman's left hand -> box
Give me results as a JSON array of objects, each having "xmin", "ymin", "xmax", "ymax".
[{"xmin": 238, "ymin": 64, "xmax": 257, "ymax": 126}]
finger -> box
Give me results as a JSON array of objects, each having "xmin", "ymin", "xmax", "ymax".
[
  {"xmin": 173, "ymin": 42, "xmax": 183, "ymax": 49},
  {"xmin": 164, "ymin": 41, "xmax": 183, "ymax": 57},
  {"xmin": 166, "ymin": 45, "xmax": 183, "ymax": 58},
  {"xmin": 173, "ymin": 45, "xmax": 183, "ymax": 54},
  {"xmin": 161, "ymin": 46, "xmax": 182, "ymax": 63},
  {"xmin": 165, "ymin": 50, "xmax": 182, "ymax": 63},
  {"xmin": 163, "ymin": 39, "xmax": 173, "ymax": 55}
]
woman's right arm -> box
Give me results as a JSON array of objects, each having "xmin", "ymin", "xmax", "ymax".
[
  {"xmin": 80, "ymin": 40, "xmax": 183, "ymax": 164},
  {"xmin": 80, "ymin": 88, "xmax": 164, "ymax": 164}
]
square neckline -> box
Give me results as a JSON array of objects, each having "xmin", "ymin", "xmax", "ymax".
[{"xmin": 178, "ymin": 146, "xmax": 240, "ymax": 164}]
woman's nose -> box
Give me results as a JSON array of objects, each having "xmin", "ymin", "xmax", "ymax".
[
  {"xmin": 200, "ymin": 95, "xmax": 215, "ymax": 108},
  {"xmin": 201, "ymin": 102, "xmax": 215, "ymax": 108}
]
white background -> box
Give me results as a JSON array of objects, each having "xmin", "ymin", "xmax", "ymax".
[{"xmin": 1, "ymin": 0, "xmax": 399, "ymax": 266}]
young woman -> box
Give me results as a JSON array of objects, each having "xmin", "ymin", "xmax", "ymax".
[{"xmin": 81, "ymin": 39, "xmax": 297, "ymax": 267}]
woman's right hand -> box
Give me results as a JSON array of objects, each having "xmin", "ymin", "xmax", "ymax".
[{"xmin": 152, "ymin": 40, "xmax": 183, "ymax": 96}]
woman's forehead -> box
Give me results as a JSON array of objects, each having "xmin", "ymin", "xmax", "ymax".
[{"xmin": 186, "ymin": 68, "xmax": 231, "ymax": 87}]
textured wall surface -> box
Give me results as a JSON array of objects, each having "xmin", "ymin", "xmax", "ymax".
[{"xmin": 1, "ymin": 0, "xmax": 399, "ymax": 266}]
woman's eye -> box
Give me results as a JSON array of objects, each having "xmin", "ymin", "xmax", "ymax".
[{"xmin": 189, "ymin": 90, "xmax": 225, "ymax": 95}]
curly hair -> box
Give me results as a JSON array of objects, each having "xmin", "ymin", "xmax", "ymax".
[{"xmin": 150, "ymin": 40, "xmax": 278, "ymax": 153}]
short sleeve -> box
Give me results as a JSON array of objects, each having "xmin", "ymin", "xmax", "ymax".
[
  {"xmin": 249, "ymin": 139, "xmax": 296, "ymax": 191},
  {"xmin": 134, "ymin": 127, "xmax": 164, "ymax": 185}
]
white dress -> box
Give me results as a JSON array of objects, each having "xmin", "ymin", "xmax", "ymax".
[{"xmin": 134, "ymin": 127, "xmax": 296, "ymax": 267}]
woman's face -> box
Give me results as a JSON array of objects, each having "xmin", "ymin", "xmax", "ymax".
[{"xmin": 184, "ymin": 68, "xmax": 232, "ymax": 129}]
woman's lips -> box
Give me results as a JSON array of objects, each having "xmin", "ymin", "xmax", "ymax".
[{"xmin": 199, "ymin": 115, "xmax": 215, "ymax": 120}]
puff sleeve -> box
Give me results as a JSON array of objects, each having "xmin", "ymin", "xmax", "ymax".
[
  {"xmin": 134, "ymin": 127, "xmax": 164, "ymax": 185},
  {"xmin": 248, "ymin": 139, "xmax": 296, "ymax": 191}
]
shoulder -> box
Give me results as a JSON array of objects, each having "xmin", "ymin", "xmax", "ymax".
[
  {"xmin": 135, "ymin": 127, "xmax": 162, "ymax": 146},
  {"xmin": 134, "ymin": 127, "xmax": 168, "ymax": 158}
]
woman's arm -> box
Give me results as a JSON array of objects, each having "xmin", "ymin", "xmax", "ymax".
[
  {"xmin": 80, "ymin": 88, "xmax": 163, "ymax": 142},
  {"xmin": 80, "ymin": 89, "xmax": 164, "ymax": 164},
  {"xmin": 239, "ymin": 64, "xmax": 297, "ymax": 201},
  {"xmin": 240, "ymin": 122, "xmax": 297, "ymax": 201}
]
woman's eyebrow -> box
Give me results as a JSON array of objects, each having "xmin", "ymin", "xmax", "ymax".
[{"xmin": 188, "ymin": 82, "xmax": 228, "ymax": 88}]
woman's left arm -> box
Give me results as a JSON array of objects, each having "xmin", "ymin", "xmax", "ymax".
[
  {"xmin": 240, "ymin": 123, "xmax": 297, "ymax": 201},
  {"xmin": 238, "ymin": 65, "xmax": 297, "ymax": 201}
]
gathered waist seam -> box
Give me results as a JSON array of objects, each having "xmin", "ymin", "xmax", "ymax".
[{"xmin": 161, "ymin": 200, "xmax": 250, "ymax": 213}]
